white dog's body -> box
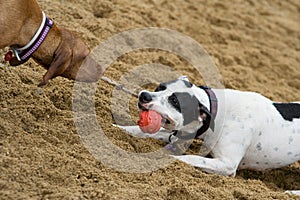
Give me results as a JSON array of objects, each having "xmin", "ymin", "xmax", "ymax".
[
  {"xmin": 118, "ymin": 77, "xmax": 300, "ymax": 177},
  {"xmin": 195, "ymin": 88, "xmax": 300, "ymax": 173}
]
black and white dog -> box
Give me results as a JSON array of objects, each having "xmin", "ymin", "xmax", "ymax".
[{"xmin": 118, "ymin": 76, "xmax": 300, "ymax": 179}]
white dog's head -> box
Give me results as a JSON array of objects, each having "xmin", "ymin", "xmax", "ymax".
[{"xmin": 138, "ymin": 76, "xmax": 212, "ymax": 134}]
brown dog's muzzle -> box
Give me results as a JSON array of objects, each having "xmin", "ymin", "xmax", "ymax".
[{"xmin": 65, "ymin": 54, "xmax": 104, "ymax": 83}]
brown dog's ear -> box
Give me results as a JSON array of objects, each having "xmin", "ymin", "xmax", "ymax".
[{"xmin": 71, "ymin": 54, "xmax": 104, "ymax": 82}]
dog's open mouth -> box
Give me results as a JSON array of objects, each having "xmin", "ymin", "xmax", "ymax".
[
  {"xmin": 138, "ymin": 102, "xmax": 176, "ymax": 129},
  {"xmin": 161, "ymin": 114, "xmax": 175, "ymax": 129},
  {"xmin": 162, "ymin": 115, "xmax": 171, "ymax": 125}
]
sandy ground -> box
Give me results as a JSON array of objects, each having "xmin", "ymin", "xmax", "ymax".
[{"xmin": 0, "ymin": 0, "xmax": 300, "ymax": 199}]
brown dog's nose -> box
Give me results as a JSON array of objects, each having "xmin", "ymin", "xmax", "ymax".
[{"xmin": 139, "ymin": 92, "xmax": 152, "ymax": 103}]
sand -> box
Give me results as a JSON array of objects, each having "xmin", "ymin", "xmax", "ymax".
[{"xmin": 0, "ymin": 0, "xmax": 299, "ymax": 199}]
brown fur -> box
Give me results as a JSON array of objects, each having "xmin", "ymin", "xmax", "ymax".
[{"xmin": 0, "ymin": 0, "xmax": 103, "ymax": 85}]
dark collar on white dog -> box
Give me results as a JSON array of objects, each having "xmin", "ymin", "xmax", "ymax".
[{"xmin": 172, "ymin": 86, "xmax": 218, "ymax": 140}]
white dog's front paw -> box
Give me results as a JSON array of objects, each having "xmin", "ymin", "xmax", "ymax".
[
  {"xmin": 285, "ymin": 190, "xmax": 300, "ymax": 196},
  {"xmin": 113, "ymin": 124, "xmax": 145, "ymax": 137},
  {"xmin": 113, "ymin": 124, "xmax": 173, "ymax": 142},
  {"xmin": 172, "ymin": 155, "xmax": 206, "ymax": 167}
]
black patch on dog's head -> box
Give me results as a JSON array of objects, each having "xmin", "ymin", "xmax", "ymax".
[
  {"xmin": 155, "ymin": 84, "xmax": 167, "ymax": 92},
  {"xmin": 170, "ymin": 92, "xmax": 200, "ymax": 125},
  {"xmin": 155, "ymin": 79, "xmax": 193, "ymax": 92},
  {"xmin": 183, "ymin": 80, "xmax": 193, "ymax": 88}
]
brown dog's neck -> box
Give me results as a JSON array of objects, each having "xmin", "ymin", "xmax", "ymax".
[
  {"xmin": 17, "ymin": 2, "xmax": 43, "ymax": 47},
  {"xmin": 31, "ymin": 25, "xmax": 62, "ymax": 68},
  {"xmin": 15, "ymin": 8, "xmax": 61, "ymax": 69}
]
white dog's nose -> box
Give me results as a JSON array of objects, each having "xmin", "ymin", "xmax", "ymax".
[{"xmin": 139, "ymin": 92, "xmax": 152, "ymax": 103}]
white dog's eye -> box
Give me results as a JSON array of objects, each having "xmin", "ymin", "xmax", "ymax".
[{"xmin": 168, "ymin": 94, "xmax": 181, "ymax": 112}]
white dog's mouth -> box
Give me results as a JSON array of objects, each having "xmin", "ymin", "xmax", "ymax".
[
  {"xmin": 162, "ymin": 115, "xmax": 171, "ymax": 125},
  {"xmin": 161, "ymin": 114, "xmax": 176, "ymax": 129},
  {"xmin": 138, "ymin": 102, "xmax": 178, "ymax": 130}
]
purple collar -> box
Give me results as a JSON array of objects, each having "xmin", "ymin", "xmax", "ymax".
[{"xmin": 5, "ymin": 12, "xmax": 54, "ymax": 66}]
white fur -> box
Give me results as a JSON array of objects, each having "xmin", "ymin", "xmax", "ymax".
[{"xmin": 116, "ymin": 77, "xmax": 300, "ymax": 195}]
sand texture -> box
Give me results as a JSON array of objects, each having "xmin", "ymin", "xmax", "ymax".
[{"xmin": 0, "ymin": 0, "xmax": 299, "ymax": 199}]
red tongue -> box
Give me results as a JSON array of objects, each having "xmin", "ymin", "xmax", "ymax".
[
  {"xmin": 138, "ymin": 110, "xmax": 162, "ymax": 134},
  {"xmin": 4, "ymin": 51, "xmax": 13, "ymax": 62}
]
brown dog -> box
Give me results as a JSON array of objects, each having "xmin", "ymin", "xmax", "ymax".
[{"xmin": 0, "ymin": 0, "xmax": 103, "ymax": 85}]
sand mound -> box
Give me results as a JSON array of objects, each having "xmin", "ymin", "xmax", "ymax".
[{"xmin": 0, "ymin": 0, "xmax": 299, "ymax": 199}]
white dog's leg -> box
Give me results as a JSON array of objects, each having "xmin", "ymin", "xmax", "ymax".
[
  {"xmin": 173, "ymin": 155, "xmax": 240, "ymax": 176},
  {"xmin": 114, "ymin": 125, "xmax": 173, "ymax": 142},
  {"xmin": 285, "ymin": 190, "xmax": 300, "ymax": 196},
  {"xmin": 173, "ymin": 125, "xmax": 252, "ymax": 176}
]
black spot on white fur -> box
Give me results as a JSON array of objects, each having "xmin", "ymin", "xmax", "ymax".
[
  {"xmin": 155, "ymin": 79, "xmax": 192, "ymax": 92},
  {"xmin": 183, "ymin": 80, "xmax": 193, "ymax": 88},
  {"xmin": 256, "ymin": 142, "xmax": 262, "ymax": 151},
  {"xmin": 273, "ymin": 103, "xmax": 300, "ymax": 121},
  {"xmin": 288, "ymin": 136, "xmax": 294, "ymax": 144},
  {"xmin": 155, "ymin": 84, "xmax": 167, "ymax": 92}
]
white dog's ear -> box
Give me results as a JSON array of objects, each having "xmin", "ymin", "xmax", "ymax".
[{"xmin": 178, "ymin": 76, "xmax": 189, "ymax": 82}]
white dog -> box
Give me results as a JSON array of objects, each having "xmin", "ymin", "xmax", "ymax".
[{"xmin": 118, "ymin": 77, "xmax": 300, "ymax": 179}]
